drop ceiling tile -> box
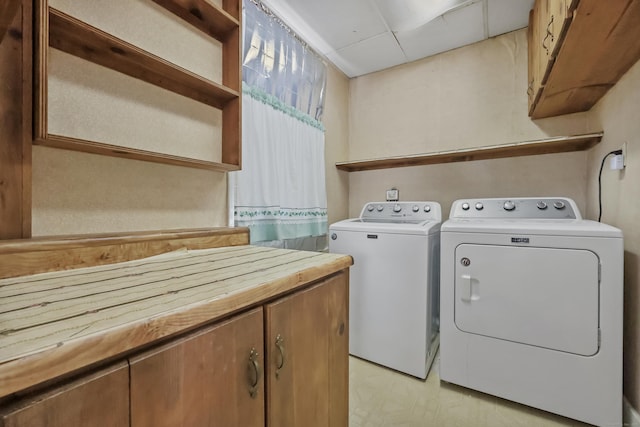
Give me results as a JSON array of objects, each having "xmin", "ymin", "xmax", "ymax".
[
  {"xmin": 268, "ymin": 0, "xmax": 388, "ymax": 51},
  {"xmin": 328, "ymin": 32, "xmax": 408, "ymax": 77},
  {"xmin": 396, "ymin": 1, "xmax": 485, "ymax": 63},
  {"xmin": 487, "ymin": 0, "xmax": 534, "ymax": 37}
]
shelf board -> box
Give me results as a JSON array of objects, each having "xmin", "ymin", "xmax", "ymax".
[
  {"xmin": 36, "ymin": 134, "xmax": 240, "ymax": 172},
  {"xmin": 151, "ymin": 0, "xmax": 239, "ymax": 42},
  {"xmin": 336, "ymin": 132, "xmax": 603, "ymax": 172},
  {"xmin": 48, "ymin": 7, "xmax": 239, "ymax": 110}
]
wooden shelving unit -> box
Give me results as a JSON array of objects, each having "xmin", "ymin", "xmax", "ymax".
[
  {"xmin": 35, "ymin": 0, "xmax": 242, "ymax": 172},
  {"xmin": 336, "ymin": 132, "xmax": 603, "ymax": 172}
]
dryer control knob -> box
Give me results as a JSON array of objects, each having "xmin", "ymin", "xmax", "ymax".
[
  {"xmin": 393, "ymin": 204, "xmax": 402, "ymax": 213},
  {"xmin": 475, "ymin": 202, "xmax": 484, "ymax": 210},
  {"xmin": 377, "ymin": 205, "xmax": 384, "ymax": 212},
  {"xmin": 537, "ymin": 201, "xmax": 548, "ymax": 210},
  {"xmin": 553, "ymin": 201, "xmax": 566, "ymax": 210},
  {"xmin": 503, "ymin": 201, "xmax": 516, "ymax": 211},
  {"xmin": 461, "ymin": 203, "xmax": 470, "ymax": 211},
  {"xmin": 367, "ymin": 205, "xmax": 375, "ymax": 212},
  {"xmin": 412, "ymin": 205, "xmax": 420, "ymax": 212},
  {"xmin": 424, "ymin": 205, "xmax": 431, "ymax": 212}
]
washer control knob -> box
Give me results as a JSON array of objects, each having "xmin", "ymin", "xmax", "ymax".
[
  {"xmin": 475, "ymin": 202, "xmax": 484, "ymax": 211},
  {"xmin": 367, "ymin": 205, "xmax": 375, "ymax": 212},
  {"xmin": 537, "ymin": 201, "xmax": 548, "ymax": 210},
  {"xmin": 461, "ymin": 203, "xmax": 470, "ymax": 211},
  {"xmin": 377, "ymin": 205, "xmax": 384, "ymax": 212},
  {"xmin": 423, "ymin": 205, "xmax": 431, "ymax": 213},
  {"xmin": 503, "ymin": 201, "xmax": 516, "ymax": 211},
  {"xmin": 553, "ymin": 201, "xmax": 566, "ymax": 210},
  {"xmin": 393, "ymin": 204, "xmax": 402, "ymax": 213},
  {"xmin": 412, "ymin": 205, "xmax": 420, "ymax": 213}
]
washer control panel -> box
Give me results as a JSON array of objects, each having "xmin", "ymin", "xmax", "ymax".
[
  {"xmin": 449, "ymin": 197, "xmax": 580, "ymax": 219},
  {"xmin": 360, "ymin": 201, "xmax": 442, "ymax": 222}
]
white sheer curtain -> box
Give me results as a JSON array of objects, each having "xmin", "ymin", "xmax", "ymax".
[{"xmin": 232, "ymin": 0, "xmax": 328, "ymax": 249}]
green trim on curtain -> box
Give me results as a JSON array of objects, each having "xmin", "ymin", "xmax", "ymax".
[{"xmin": 242, "ymin": 82, "xmax": 326, "ymax": 132}]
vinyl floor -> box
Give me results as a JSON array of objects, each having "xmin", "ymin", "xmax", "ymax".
[{"xmin": 348, "ymin": 353, "xmax": 591, "ymax": 427}]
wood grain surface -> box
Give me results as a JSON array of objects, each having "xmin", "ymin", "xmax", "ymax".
[
  {"xmin": 130, "ymin": 308, "xmax": 264, "ymax": 427},
  {"xmin": 0, "ymin": 362, "xmax": 129, "ymax": 427},
  {"xmin": 265, "ymin": 274, "xmax": 349, "ymax": 427},
  {"xmin": 151, "ymin": 0, "xmax": 239, "ymax": 42},
  {"xmin": 0, "ymin": 0, "xmax": 32, "ymax": 240},
  {"xmin": 336, "ymin": 132, "xmax": 603, "ymax": 172},
  {"xmin": 0, "ymin": 245, "xmax": 352, "ymax": 398},
  {"xmin": 0, "ymin": 227, "xmax": 249, "ymax": 279},
  {"xmin": 532, "ymin": 0, "xmax": 640, "ymax": 118}
]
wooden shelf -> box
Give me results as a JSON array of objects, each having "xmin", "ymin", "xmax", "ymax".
[
  {"xmin": 36, "ymin": 134, "xmax": 240, "ymax": 172},
  {"xmin": 335, "ymin": 132, "xmax": 603, "ymax": 172},
  {"xmin": 35, "ymin": 0, "xmax": 242, "ymax": 171},
  {"xmin": 151, "ymin": 0, "xmax": 239, "ymax": 42},
  {"xmin": 48, "ymin": 8, "xmax": 238, "ymax": 110}
]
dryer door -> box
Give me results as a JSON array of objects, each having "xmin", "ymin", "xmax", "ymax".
[{"xmin": 454, "ymin": 244, "xmax": 599, "ymax": 356}]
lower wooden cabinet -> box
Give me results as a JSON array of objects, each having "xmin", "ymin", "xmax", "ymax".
[
  {"xmin": 265, "ymin": 273, "xmax": 348, "ymax": 427},
  {"xmin": 0, "ymin": 362, "xmax": 129, "ymax": 427},
  {"xmin": 0, "ymin": 271, "xmax": 349, "ymax": 427},
  {"xmin": 129, "ymin": 307, "xmax": 265, "ymax": 427}
]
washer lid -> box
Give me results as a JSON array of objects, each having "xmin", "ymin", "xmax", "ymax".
[{"xmin": 329, "ymin": 218, "xmax": 441, "ymax": 235}]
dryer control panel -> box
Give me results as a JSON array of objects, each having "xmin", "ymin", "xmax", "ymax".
[
  {"xmin": 449, "ymin": 197, "xmax": 580, "ymax": 220},
  {"xmin": 360, "ymin": 201, "xmax": 442, "ymax": 222}
]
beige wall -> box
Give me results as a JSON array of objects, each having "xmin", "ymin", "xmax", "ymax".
[
  {"xmin": 346, "ymin": 29, "xmax": 596, "ymax": 218},
  {"xmin": 585, "ymin": 59, "xmax": 640, "ymax": 411},
  {"xmin": 324, "ymin": 64, "xmax": 351, "ymax": 226}
]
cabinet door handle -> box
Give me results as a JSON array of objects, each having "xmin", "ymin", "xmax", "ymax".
[
  {"xmin": 248, "ymin": 347, "xmax": 261, "ymax": 398},
  {"xmin": 542, "ymin": 32, "xmax": 550, "ymax": 55},
  {"xmin": 275, "ymin": 334, "xmax": 285, "ymax": 378},
  {"xmin": 547, "ymin": 15, "xmax": 555, "ymax": 42}
]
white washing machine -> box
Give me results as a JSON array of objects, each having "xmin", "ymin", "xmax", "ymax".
[
  {"xmin": 329, "ymin": 201, "xmax": 441, "ymax": 379},
  {"xmin": 440, "ymin": 197, "xmax": 623, "ymax": 426}
]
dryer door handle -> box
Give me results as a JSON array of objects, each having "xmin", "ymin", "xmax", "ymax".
[{"xmin": 460, "ymin": 274, "xmax": 478, "ymax": 302}]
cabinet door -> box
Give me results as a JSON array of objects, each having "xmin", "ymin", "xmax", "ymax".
[
  {"xmin": 536, "ymin": 0, "xmax": 552, "ymax": 85},
  {"xmin": 527, "ymin": 8, "xmax": 540, "ymax": 113},
  {"xmin": 265, "ymin": 272, "xmax": 349, "ymax": 427},
  {"xmin": 546, "ymin": 0, "xmax": 576, "ymax": 58},
  {"xmin": 130, "ymin": 308, "xmax": 264, "ymax": 427},
  {"xmin": 0, "ymin": 362, "xmax": 129, "ymax": 427}
]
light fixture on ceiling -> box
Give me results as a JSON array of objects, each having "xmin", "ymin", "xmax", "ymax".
[{"xmin": 374, "ymin": 0, "xmax": 476, "ymax": 32}]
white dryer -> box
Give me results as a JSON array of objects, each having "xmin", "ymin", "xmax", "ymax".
[
  {"xmin": 440, "ymin": 197, "xmax": 623, "ymax": 426},
  {"xmin": 329, "ymin": 201, "xmax": 441, "ymax": 379}
]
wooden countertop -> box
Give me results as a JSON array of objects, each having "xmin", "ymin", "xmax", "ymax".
[{"xmin": 0, "ymin": 245, "xmax": 353, "ymax": 398}]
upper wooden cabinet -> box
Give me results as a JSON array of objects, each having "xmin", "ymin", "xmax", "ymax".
[{"xmin": 529, "ymin": 0, "xmax": 640, "ymax": 118}]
